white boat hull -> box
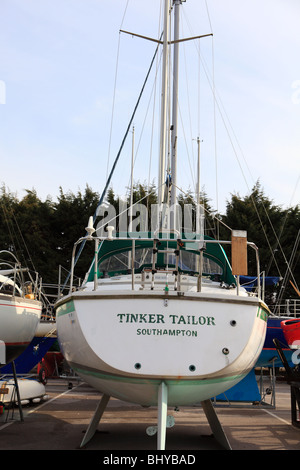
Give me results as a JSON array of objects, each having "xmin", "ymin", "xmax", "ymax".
[
  {"xmin": 0, "ymin": 294, "xmax": 42, "ymax": 364},
  {"xmin": 56, "ymin": 289, "xmax": 268, "ymax": 406},
  {"xmin": 34, "ymin": 321, "xmax": 57, "ymax": 338},
  {"xmin": 0, "ymin": 378, "xmax": 47, "ymax": 404}
]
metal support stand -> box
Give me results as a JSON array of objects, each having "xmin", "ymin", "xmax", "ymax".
[
  {"xmin": 79, "ymin": 384, "xmax": 232, "ymax": 450},
  {"xmin": 258, "ymin": 361, "xmax": 276, "ymax": 408},
  {"xmin": 273, "ymin": 338, "xmax": 300, "ymax": 428},
  {"xmin": 201, "ymin": 399, "xmax": 232, "ymax": 450},
  {"xmin": 155, "ymin": 383, "xmax": 232, "ymax": 450},
  {"xmin": 157, "ymin": 381, "xmax": 168, "ymax": 450},
  {"xmin": 11, "ymin": 361, "xmax": 23, "ymax": 422},
  {"xmin": 80, "ymin": 394, "xmax": 110, "ymax": 448},
  {"xmin": 290, "ymin": 385, "xmax": 300, "ymax": 428}
]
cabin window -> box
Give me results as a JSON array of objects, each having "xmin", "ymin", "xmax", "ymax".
[
  {"xmin": 164, "ymin": 250, "xmax": 222, "ymax": 275},
  {"xmin": 98, "ymin": 246, "xmax": 222, "ymax": 278},
  {"xmin": 99, "ymin": 248, "xmax": 152, "ymax": 274},
  {"xmin": 0, "ymin": 282, "xmax": 14, "ymax": 294}
]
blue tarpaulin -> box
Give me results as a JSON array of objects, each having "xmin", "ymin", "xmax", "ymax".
[
  {"xmin": 215, "ymin": 368, "xmax": 261, "ymax": 402},
  {"xmin": 240, "ymin": 276, "xmax": 280, "ymax": 291}
]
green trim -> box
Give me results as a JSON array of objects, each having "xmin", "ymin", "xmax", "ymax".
[
  {"xmin": 56, "ymin": 299, "xmax": 75, "ymax": 317},
  {"xmin": 87, "ymin": 234, "xmax": 236, "ymax": 286},
  {"xmin": 55, "ymin": 290, "xmax": 264, "ymax": 311},
  {"xmin": 71, "ymin": 362, "xmax": 245, "ymax": 387},
  {"xmin": 257, "ymin": 306, "xmax": 269, "ymax": 322}
]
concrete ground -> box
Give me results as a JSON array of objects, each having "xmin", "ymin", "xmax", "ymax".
[{"xmin": 0, "ymin": 378, "xmax": 299, "ymax": 454}]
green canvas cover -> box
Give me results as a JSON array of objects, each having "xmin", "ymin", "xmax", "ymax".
[{"xmin": 86, "ymin": 233, "xmax": 236, "ymax": 286}]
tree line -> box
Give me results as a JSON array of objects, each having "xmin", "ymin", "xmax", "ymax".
[{"xmin": 0, "ymin": 181, "xmax": 299, "ymax": 301}]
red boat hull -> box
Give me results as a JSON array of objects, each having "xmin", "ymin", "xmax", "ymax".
[{"xmin": 281, "ymin": 319, "xmax": 300, "ymax": 349}]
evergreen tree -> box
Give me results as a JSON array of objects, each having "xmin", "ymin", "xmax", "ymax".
[
  {"xmin": 221, "ymin": 181, "xmax": 299, "ymax": 299},
  {"xmin": 52, "ymin": 185, "xmax": 101, "ymax": 284},
  {"xmin": 0, "ymin": 180, "xmax": 298, "ymax": 303}
]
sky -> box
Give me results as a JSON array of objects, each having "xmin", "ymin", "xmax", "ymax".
[{"xmin": 0, "ymin": 0, "xmax": 299, "ymax": 216}]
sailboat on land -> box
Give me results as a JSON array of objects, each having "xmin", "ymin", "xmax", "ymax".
[
  {"xmin": 55, "ymin": 0, "xmax": 270, "ymax": 450},
  {"xmin": 0, "ymin": 251, "xmax": 42, "ymax": 367}
]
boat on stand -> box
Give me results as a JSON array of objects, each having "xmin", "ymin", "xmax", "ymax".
[
  {"xmin": 0, "ymin": 250, "xmax": 43, "ymax": 415},
  {"xmin": 0, "ymin": 304, "xmax": 57, "ymax": 377},
  {"xmin": 0, "ymin": 250, "xmax": 42, "ymax": 367},
  {"xmin": 55, "ymin": 0, "xmax": 270, "ymax": 450}
]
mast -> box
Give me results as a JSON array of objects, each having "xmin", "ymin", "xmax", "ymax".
[
  {"xmin": 170, "ymin": 0, "xmax": 181, "ymax": 212},
  {"xmin": 196, "ymin": 136, "xmax": 202, "ymax": 236},
  {"xmin": 129, "ymin": 126, "xmax": 135, "ymax": 233},
  {"xmin": 196, "ymin": 137, "xmax": 202, "ymax": 206},
  {"xmin": 158, "ymin": 0, "xmax": 170, "ymax": 205}
]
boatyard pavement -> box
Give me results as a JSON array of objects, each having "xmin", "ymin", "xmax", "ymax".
[{"xmin": 0, "ymin": 378, "xmax": 299, "ymax": 453}]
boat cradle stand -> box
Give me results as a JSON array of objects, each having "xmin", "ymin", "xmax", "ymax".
[
  {"xmin": 79, "ymin": 382, "xmax": 232, "ymax": 450},
  {"xmin": 273, "ymin": 338, "xmax": 300, "ymax": 429},
  {"xmin": 0, "ymin": 361, "xmax": 24, "ymax": 423}
]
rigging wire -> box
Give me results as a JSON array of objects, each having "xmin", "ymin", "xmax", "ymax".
[
  {"xmin": 275, "ymin": 228, "xmax": 300, "ymax": 311},
  {"xmin": 186, "ymin": 5, "xmax": 300, "ymax": 287},
  {"xmin": 95, "ymin": 32, "xmax": 163, "ymax": 223},
  {"xmin": 203, "ymin": 1, "xmax": 218, "ymax": 221},
  {"xmin": 266, "ymin": 174, "xmax": 300, "ymax": 276},
  {"xmin": 0, "ymin": 194, "xmax": 18, "ymax": 256},
  {"xmin": 106, "ymin": 0, "xmax": 130, "ymax": 180},
  {"xmin": 65, "ymin": 1, "xmax": 299, "ymax": 301},
  {"xmin": 0, "ymin": 190, "xmax": 36, "ymax": 272},
  {"xmin": 180, "ymin": 5, "xmax": 300, "ymax": 288},
  {"xmin": 182, "ymin": 40, "xmax": 196, "ymax": 190},
  {"xmin": 181, "ymin": 3, "xmax": 219, "ymax": 238},
  {"xmin": 126, "ymin": 44, "xmax": 163, "ymax": 194},
  {"xmin": 173, "ymin": 183, "xmax": 232, "ymax": 233},
  {"xmin": 147, "ymin": 0, "xmax": 164, "ymax": 206},
  {"xmin": 62, "ymin": 30, "xmax": 164, "ymax": 289},
  {"xmin": 184, "ymin": 12, "xmax": 295, "ymax": 283}
]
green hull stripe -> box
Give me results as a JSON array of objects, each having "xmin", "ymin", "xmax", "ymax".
[
  {"xmin": 257, "ymin": 306, "xmax": 269, "ymax": 322},
  {"xmin": 71, "ymin": 363, "xmax": 245, "ymax": 387},
  {"xmin": 56, "ymin": 299, "xmax": 75, "ymax": 317}
]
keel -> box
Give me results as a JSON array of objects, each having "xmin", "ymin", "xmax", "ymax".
[
  {"xmin": 201, "ymin": 399, "xmax": 232, "ymax": 450},
  {"xmin": 12, "ymin": 361, "xmax": 24, "ymax": 422},
  {"xmin": 80, "ymin": 393, "xmax": 110, "ymax": 448}
]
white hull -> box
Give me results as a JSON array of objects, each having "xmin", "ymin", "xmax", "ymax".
[
  {"xmin": 0, "ymin": 294, "xmax": 42, "ymax": 364},
  {"xmin": 34, "ymin": 321, "xmax": 57, "ymax": 338},
  {"xmin": 56, "ymin": 285, "xmax": 268, "ymax": 406},
  {"xmin": 0, "ymin": 378, "xmax": 47, "ymax": 404}
]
